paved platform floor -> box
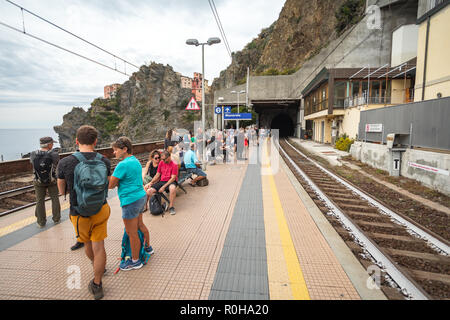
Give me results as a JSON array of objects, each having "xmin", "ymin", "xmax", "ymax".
[{"xmin": 0, "ymin": 140, "xmax": 385, "ymax": 300}]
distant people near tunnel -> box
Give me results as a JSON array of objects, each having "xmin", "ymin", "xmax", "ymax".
[
  {"xmin": 236, "ymin": 128, "xmax": 246, "ymax": 161},
  {"xmin": 109, "ymin": 137, "xmax": 152, "ymax": 272},
  {"xmin": 31, "ymin": 136, "xmax": 61, "ymax": 229},
  {"xmin": 144, "ymin": 150, "xmax": 178, "ymax": 216},
  {"xmin": 196, "ymin": 127, "xmax": 204, "ymax": 161},
  {"xmin": 206, "ymin": 129, "xmax": 217, "ymax": 165},
  {"xmin": 220, "ymin": 134, "xmax": 228, "ymax": 164}
]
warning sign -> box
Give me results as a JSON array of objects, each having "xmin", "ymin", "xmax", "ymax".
[{"xmin": 185, "ymin": 97, "xmax": 200, "ymax": 111}]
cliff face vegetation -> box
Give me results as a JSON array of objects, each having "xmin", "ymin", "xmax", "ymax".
[
  {"xmin": 54, "ymin": 63, "xmax": 198, "ymax": 149},
  {"xmin": 211, "ymin": 0, "xmax": 365, "ymax": 91}
]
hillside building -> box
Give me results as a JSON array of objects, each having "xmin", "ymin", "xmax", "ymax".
[{"xmin": 104, "ymin": 84, "xmax": 120, "ymax": 99}]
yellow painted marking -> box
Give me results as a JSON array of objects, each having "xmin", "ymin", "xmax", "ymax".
[
  {"xmin": 262, "ymin": 139, "xmax": 310, "ymax": 300},
  {"xmin": 0, "ymin": 201, "xmax": 70, "ymax": 237}
]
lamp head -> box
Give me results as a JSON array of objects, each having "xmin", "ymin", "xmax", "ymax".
[
  {"xmin": 186, "ymin": 39, "xmax": 199, "ymax": 46},
  {"xmin": 207, "ymin": 37, "xmax": 221, "ymax": 45}
]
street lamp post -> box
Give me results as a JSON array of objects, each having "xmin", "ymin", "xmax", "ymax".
[
  {"xmin": 217, "ymin": 97, "xmax": 225, "ymax": 131},
  {"xmin": 231, "ymin": 90, "xmax": 246, "ymax": 130},
  {"xmin": 186, "ymin": 37, "xmax": 221, "ymax": 169}
]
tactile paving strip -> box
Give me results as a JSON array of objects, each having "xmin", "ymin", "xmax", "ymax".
[{"xmin": 209, "ymin": 164, "xmax": 269, "ymax": 300}]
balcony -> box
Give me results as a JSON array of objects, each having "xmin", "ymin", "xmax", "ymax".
[{"xmin": 343, "ymin": 96, "xmax": 392, "ymax": 108}]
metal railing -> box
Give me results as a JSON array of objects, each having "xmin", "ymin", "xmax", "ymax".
[{"xmin": 344, "ymin": 96, "xmax": 392, "ymax": 108}]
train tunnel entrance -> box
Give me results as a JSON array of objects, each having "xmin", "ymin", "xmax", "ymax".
[
  {"xmin": 250, "ymin": 99, "xmax": 300, "ymax": 138},
  {"xmin": 271, "ymin": 113, "xmax": 295, "ymax": 137}
]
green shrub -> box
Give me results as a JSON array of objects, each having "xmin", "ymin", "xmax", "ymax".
[{"xmin": 335, "ymin": 135, "xmax": 354, "ymax": 152}]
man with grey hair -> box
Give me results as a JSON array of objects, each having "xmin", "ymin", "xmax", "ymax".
[{"xmin": 30, "ymin": 137, "xmax": 61, "ymax": 228}]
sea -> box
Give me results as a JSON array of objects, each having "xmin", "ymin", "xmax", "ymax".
[{"xmin": 0, "ymin": 128, "xmax": 60, "ymax": 162}]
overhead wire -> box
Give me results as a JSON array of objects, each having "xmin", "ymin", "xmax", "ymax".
[
  {"xmin": 208, "ymin": 0, "xmax": 232, "ymax": 58},
  {"xmin": 2, "ymin": 0, "xmax": 139, "ymax": 75},
  {"xmin": 0, "ymin": 20, "xmax": 130, "ymax": 76}
]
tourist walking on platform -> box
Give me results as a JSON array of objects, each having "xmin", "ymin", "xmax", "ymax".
[
  {"xmin": 109, "ymin": 137, "xmax": 152, "ymax": 271},
  {"xmin": 56, "ymin": 125, "xmax": 111, "ymax": 300},
  {"xmin": 31, "ymin": 137, "xmax": 61, "ymax": 228}
]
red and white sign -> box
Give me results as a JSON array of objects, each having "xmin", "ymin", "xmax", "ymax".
[
  {"xmin": 185, "ymin": 97, "xmax": 200, "ymax": 111},
  {"xmin": 365, "ymin": 123, "xmax": 383, "ymax": 132},
  {"xmin": 408, "ymin": 162, "xmax": 449, "ymax": 176}
]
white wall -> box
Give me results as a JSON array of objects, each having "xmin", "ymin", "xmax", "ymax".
[
  {"xmin": 351, "ymin": 141, "xmax": 450, "ymax": 195},
  {"xmin": 391, "ymin": 24, "xmax": 419, "ymax": 67}
]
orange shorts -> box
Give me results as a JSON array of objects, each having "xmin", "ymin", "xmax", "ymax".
[{"xmin": 70, "ymin": 203, "xmax": 111, "ymax": 243}]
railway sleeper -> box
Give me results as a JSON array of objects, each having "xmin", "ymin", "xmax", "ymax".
[
  {"xmin": 408, "ymin": 269, "xmax": 450, "ymax": 286},
  {"xmin": 324, "ymin": 192, "xmax": 356, "ymax": 200},
  {"xmin": 346, "ymin": 211, "xmax": 388, "ymax": 219},
  {"xmin": 331, "ymin": 198, "xmax": 369, "ymax": 206},
  {"xmin": 383, "ymin": 248, "xmax": 450, "ymax": 264},
  {"xmin": 368, "ymin": 232, "xmax": 422, "ymax": 243},
  {"xmin": 338, "ymin": 204, "xmax": 379, "ymax": 213},
  {"xmin": 7, "ymin": 199, "xmax": 30, "ymax": 206},
  {"xmin": 356, "ymin": 220, "xmax": 398, "ymax": 229}
]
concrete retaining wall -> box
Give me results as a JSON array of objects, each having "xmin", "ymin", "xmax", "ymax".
[{"xmin": 350, "ymin": 141, "xmax": 450, "ymax": 195}]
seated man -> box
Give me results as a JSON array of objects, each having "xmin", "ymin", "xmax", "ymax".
[
  {"xmin": 184, "ymin": 143, "xmax": 207, "ymax": 187},
  {"xmin": 144, "ymin": 150, "xmax": 178, "ymax": 215}
]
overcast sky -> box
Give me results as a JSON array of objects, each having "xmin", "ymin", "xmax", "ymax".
[{"xmin": 0, "ymin": 0, "xmax": 285, "ymax": 129}]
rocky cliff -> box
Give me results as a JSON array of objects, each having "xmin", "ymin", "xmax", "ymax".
[
  {"xmin": 54, "ymin": 63, "xmax": 198, "ymax": 149},
  {"xmin": 211, "ymin": 0, "xmax": 365, "ymax": 91}
]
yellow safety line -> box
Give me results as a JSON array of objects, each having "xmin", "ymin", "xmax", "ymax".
[
  {"xmin": 262, "ymin": 139, "xmax": 310, "ymax": 300},
  {"xmin": 0, "ymin": 201, "xmax": 70, "ymax": 237}
]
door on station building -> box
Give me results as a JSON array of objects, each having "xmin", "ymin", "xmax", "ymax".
[{"xmin": 321, "ymin": 121, "xmax": 324, "ymax": 144}]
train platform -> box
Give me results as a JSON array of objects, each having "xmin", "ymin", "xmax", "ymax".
[{"xmin": 0, "ymin": 140, "xmax": 386, "ymax": 300}]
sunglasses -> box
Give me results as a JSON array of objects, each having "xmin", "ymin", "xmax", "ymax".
[{"xmin": 154, "ymin": 156, "xmax": 160, "ymax": 160}]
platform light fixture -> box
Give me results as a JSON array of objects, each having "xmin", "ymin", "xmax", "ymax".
[{"xmin": 186, "ymin": 37, "xmax": 221, "ymax": 169}]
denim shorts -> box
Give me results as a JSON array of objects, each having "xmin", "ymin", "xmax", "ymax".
[
  {"xmin": 121, "ymin": 195, "xmax": 146, "ymax": 220},
  {"xmin": 187, "ymin": 167, "xmax": 207, "ymax": 177}
]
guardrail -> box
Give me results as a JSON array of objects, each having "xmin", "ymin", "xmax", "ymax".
[{"xmin": 0, "ymin": 140, "xmax": 164, "ymax": 177}]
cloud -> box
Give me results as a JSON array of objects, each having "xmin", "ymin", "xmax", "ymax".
[{"xmin": 0, "ymin": 0, "xmax": 285, "ymax": 129}]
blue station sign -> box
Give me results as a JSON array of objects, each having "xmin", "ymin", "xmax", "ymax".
[{"xmin": 224, "ymin": 113, "xmax": 252, "ymax": 120}]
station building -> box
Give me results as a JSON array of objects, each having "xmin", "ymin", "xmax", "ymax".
[{"xmin": 213, "ymin": 0, "xmax": 449, "ymax": 144}]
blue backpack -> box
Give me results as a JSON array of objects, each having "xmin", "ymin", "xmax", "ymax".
[
  {"xmin": 73, "ymin": 152, "xmax": 109, "ymax": 217},
  {"xmin": 114, "ymin": 229, "xmax": 151, "ymax": 274}
]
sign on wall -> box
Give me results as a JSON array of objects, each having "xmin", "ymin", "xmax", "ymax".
[{"xmin": 365, "ymin": 123, "xmax": 383, "ymax": 132}]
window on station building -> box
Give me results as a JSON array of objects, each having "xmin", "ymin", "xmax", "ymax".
[
  {"xmin": 372, "ymin": 81, "xmax": 381, "ymax": 103},
  {"xmin": 334, "ymin": 81, "xmax": 347, "ymax": 108},
  {"xmin": 351, "ymin": 81, "xmax": 360, "ymax": 98},
  {"xmin": 362, "ymin": 81, "xmax": 369, "ymax": 101}
]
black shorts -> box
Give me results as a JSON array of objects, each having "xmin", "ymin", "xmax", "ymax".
[{"xmin": 152, "ymin": 181, "xmax": 177, "ymax": 193}]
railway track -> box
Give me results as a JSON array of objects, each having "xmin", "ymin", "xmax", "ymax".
[
  {"xmin": 278, "ymin": 138, "xmax": 450, "ymax": 300},
  {"xmin": 0, "ymin": 152, "xmax": 151, "ymax": 217}
]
